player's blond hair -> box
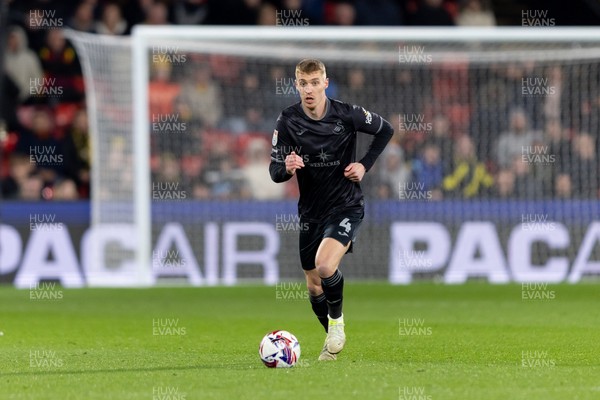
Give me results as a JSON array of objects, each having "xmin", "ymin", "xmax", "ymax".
[{"xmin": 295, "ymin": 59, "xmax": 326, "ymax": 78}]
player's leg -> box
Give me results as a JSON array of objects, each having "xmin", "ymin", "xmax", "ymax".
[
  {"xmin": 317, "ymin": 210, "xmax": 364, "ymax": 354},
  {"xmin": 315, "ymin": 238, "xmax": 350, "ymax": 354},
  {"xmin": 299, "ymin": 221, "xmax": 329, "ymax": 333},
  {"xmin": 304, "ymin": 268, "xmax": 328, "ymax": 332},
  {"xmin": 304, "ymin": 268, "xmax": 337, "ymax": 361},
  {"xmin": 315, "ymin": 237, "xmax": 350, "ymax": 318}
]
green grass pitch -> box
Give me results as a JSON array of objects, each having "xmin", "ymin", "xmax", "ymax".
[{"xmin": 1, "ymin": 282, "xmax": 599, "ymax": 399}]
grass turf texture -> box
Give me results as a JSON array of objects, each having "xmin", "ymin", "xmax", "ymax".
[{"xmin": 1, "ymin": 283, "xmax": 599, "ymax": 400}]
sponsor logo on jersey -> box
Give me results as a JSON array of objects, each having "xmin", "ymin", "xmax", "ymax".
[
  {"xmin": 362, "ymin": 107, "xmax": 372, "ymax": 125},
  {"xmin": 317, "ymin": 148, "xmax": 330, "ymax": 162}
]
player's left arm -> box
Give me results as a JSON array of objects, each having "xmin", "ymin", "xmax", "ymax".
[{"xmin": 345, "ymin": 105, "xmax": 394, "ymax": 182}]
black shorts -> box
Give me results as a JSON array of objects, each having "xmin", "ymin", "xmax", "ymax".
[{"xmin": 299, "ymin": 208, "xmax": 364, "ymax": 271}]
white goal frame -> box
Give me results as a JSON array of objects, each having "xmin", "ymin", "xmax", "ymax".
[{"xmin": 130, "ymin": 26, "xmax": 600, "ymax": 283}]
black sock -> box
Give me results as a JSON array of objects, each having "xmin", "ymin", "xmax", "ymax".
[
  {"xmin": 309, "ymin": 293, "xmax": 329, "ymax": 332},
  {"xmin": 321, "ymin": 270, "xmax": 344, "ymax": 319}
]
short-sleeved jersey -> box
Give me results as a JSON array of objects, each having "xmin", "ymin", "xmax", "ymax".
[{"xmin": 269, "ymin": 98, "xmax": 389, "ymax": 222}]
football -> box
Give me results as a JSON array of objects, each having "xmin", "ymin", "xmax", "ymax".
[{"xmin": 258, "ymin": 330, "xmax": 301, "ymax": 368}]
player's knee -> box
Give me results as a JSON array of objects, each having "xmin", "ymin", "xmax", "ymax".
[
  {"xmin": 306, "ymin": 282, "xmax": 322, "ymax": 296},
  {"xmin": 315, "ymin": 258, "xmax": 336, "ymax": 278}
]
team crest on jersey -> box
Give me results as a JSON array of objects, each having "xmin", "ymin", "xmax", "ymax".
[
  {"xmin": 362, "ymin": 107, "xmax": 373, "ymax": 125},
  {"xmin": 333, "ymin": 120, "xmax": 345, "ymax": 135},
  {"xmin": 272, "ymin": 129, "xmax": 278, "ymax": 146}
]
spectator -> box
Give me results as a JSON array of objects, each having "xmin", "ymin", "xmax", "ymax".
[
  {"xmin": 241, "ymin": 138, "xmax": 285, "ymax": 199},
  {"xmin": 354, "ymin": 0, "xmax": 403, "ymax": 25},
  {"xmin": 495, "ymin": 108, "xmax": 542, "ymax": 169},
  {"xmin": 203, "ymin": 139, "xmax": 244, "ymax": 199},
  {"xmin": 442, "ymin": 135, "xmax": 493, "ymax": 198},
  {"xmin": 1, "ymin": 73, "xmax": 21, "ymax": 132},
  {"xmin": 5, "ymin": 26, "xmax": 44, "ymax": 103},
  {"xmin": 258, "ymin": 2, "xmax": 277, "ymax": 25},
  {"xmin": 38, "ymin": 29, "xmax": 83, "ymax": 103},
  {"xmin": 148, "ymin": 61, "xmax": 181, "ymax": 116},
  {"xmin": 554, "ymin": 173, "xmax": 572, "ymax": 199},
  {"xmin": 493, "ymin": 169, "xmax": 516, "ymax": 198},
  {"xmin": 52, "ymin": 178, "xmax": 79, "ymax": 200},
  {"xmin": 67, "ymin": 1, "xmax": 96, "ymax": 33},
  {"xmin": 153, "ymin": 153, "xmax": 185, "ymax": 191},
  {"xmin": 470, "ymin": 79, "xmax": 509, "ymax": 160},
  {"xmin": 15, "ymin": 109, "xmax": 73, "ymax": 181},
  {"xmin": 23, "ymin": 7, "xmax": 51, "ymax": 52},
  {"xmin": 179, "ymin": 63, "xmax": 223, "ymax": 128},
  {"xmin": 20, "ymin": 172, "xmax": 44, "ymax": 200},
  {"xmin": 511, "ymin": 156, "xmax": 542, "ymax": 199},
  {"xmin": 172, "ymin": 0, "xmax": 209, "ymax": 25},
  {"xmin": 339, "ymin": 67, "xmax": 375, "ymax": 107},
  {"xmin": 545, "ymin": 118, "xmax": 571, "ymax": 172},
  {"xmin": 206, "ymin": 0, "xmax": 261, "ymax": 25},
  {"xmin": 95, "ymin": 3, "xmax": 128, "ymax": 35},
  {"xmin": 456, "ymin": 0, "xmax": 496, "ymax": 26},
  {"xmin": 221, "ymin": 71, "xmax": 270, "ymax": 133},
  {"xmin": 377, "ymin": 143, "xmax": 411, "ymax": 199},
  {"xmin": 331, "ymin": 2, "xmax": 355, "ymax": 25},
  {"xmin": 63, "ymin": 108, "xmax": 91, "ymax": 197},
  {"xmin": 143, "ymin": 1, "xmax": 171, "ymax": 25},
  {"xmin": 570, "ymin": 133, "xmax": 599, "ymax": 198},
  {"xmin": 429, "ymin": 114, "xmax": 453, "ymax": 171},
  {"xmin": 411, "ymin": 142, "xmax": 444, "ymax": 199},
  {"xmin": 1, "ymin": 154, "xmax": 33, "ymax": 199},
  {"xmin": 411, "ymin": 0, "xmax": 455, "ymax": 26}
]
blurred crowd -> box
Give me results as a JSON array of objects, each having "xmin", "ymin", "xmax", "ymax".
[{"xmin": 2, "ymin": 0, "xmax": 599, "ymax": 201}]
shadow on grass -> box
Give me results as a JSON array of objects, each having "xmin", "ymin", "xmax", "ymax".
[{"xmin": 1, "ymin": 363, "xmax": 253, "ymax": 377}]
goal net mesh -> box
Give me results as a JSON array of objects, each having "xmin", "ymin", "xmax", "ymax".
[{"xmin": 66, "ymin": 28, "xmax": 600, "ymax": 284}]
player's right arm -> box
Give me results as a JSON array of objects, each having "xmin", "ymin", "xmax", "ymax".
[{"xmin": 269, "ymin": 115, "xmax": 304, "ymax": 182}]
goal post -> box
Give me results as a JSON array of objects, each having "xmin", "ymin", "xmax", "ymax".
[{"xmin": 66, "ymin": 26, "xmax": 600, "ymax": 287}]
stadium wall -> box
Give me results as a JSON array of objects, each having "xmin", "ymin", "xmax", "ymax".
[{"xmin": 1, "ymin": 200, "xmax": 599, "ymax": 287}]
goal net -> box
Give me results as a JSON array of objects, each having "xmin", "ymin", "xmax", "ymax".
[{"xmin": 66, "ymin": 27, "xmax": 600, "ymax": 286}]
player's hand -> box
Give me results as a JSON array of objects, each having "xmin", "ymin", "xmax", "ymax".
[
  {"xmin": 344, "ymin": 162, "xmax": 365, "ymax": 182},
  {"xmin": 285, "ymin": 151, "xmax": 305, "ymax": 175}
]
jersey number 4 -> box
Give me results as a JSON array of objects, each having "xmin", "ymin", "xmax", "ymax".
[{"xmin": 338, "ymin": 218, "xmax": 351, "ymax": 237}]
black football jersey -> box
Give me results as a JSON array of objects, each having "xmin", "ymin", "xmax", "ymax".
[{"xmin": 269, "ymin": 98, "xmax": 393, "ymax": 222}]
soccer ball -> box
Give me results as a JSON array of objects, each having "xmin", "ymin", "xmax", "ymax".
[{"xmin": 259, "ymin": 330, "xmax": 301, "ymax": 368}]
